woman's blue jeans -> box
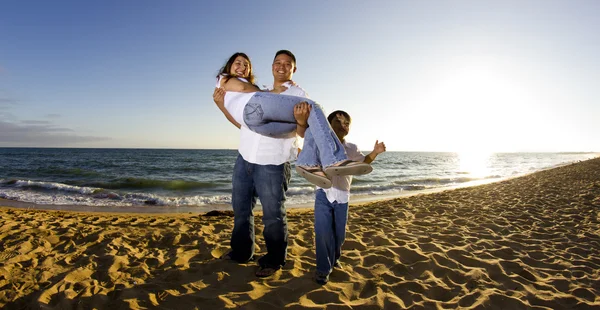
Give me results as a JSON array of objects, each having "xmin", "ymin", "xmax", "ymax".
[
  {"xmin": 314, "ymin": 189, "xmax": 348, "ymax": 275},
  {"xmin": 243, "ymin": 92, "xmax": 347, "ymax": 168}
]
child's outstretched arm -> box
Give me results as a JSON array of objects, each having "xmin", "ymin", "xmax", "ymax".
[{"xmin": 364, "ymin": 140, "xmax": 386, "ymax": 164}]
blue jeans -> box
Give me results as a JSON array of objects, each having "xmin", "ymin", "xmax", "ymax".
[
  {"xmin": 314, "ymin": 189, "xmax": 349, "ymax": 275},
  {"xmin": 244, "ymin": 92, "xmax": 347, "ymax": 168},
  {"xmin": 230, "ymin": 154, "xmax": 290, "ymax": 269}
]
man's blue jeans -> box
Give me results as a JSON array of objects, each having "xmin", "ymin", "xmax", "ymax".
[
  {"xmin": 314, "ymin": 189, "xmax": 349, "ymax": 275},
  {"xmin": 244, "ymin": 92, "xmax": 347, "ymax": 168},
  {"xmin": 230, "ymin": 154, "xmax": 290, "ymax": 269}
]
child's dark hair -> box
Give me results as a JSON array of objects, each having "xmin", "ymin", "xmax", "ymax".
[
  {"xmin": 274, "ymin": 50, "xmax": 297, "ymax": 66},
  {"xmin": 217, "ymin": 52, "xmax": 256, "ymax": 85},
  {"xmin": 327, "ymin": 110, "xmax": 351, "ymax": 124}
]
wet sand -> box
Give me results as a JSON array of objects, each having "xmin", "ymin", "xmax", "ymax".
[{"xmin": 1, "ymin": 158, "xmax": 599, "ymax": 309}]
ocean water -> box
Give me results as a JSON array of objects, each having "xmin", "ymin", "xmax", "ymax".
[{"xmin": 0, "ymin": 148, "xmax": 597, "ymax": 210}]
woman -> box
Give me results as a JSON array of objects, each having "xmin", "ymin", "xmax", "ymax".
[{"xmin": 214, "ymin": 53, "xmax": 372, "ymax": 187}]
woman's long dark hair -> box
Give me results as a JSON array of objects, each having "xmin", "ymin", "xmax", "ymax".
[{"xmin": 217, "ymin": 52, "xmax": 256, "ymax": 85}]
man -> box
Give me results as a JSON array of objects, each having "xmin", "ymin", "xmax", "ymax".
[
  {"xmin": 313, "ymin": 111, "xmax": 386, "ymax": 284},
  {"xmin": 213, "ymin": 50, "xmax": 310, "ymax": 277}
]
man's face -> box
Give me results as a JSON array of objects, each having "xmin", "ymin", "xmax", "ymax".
[
  {"xmin": 272, "ymin": 54, "xmax": 296, "ymax": 81},
  {"xmin": 331, "ymin": 114, "xmax": 351, "ymax": 139}
]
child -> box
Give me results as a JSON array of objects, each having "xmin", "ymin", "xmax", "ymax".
[{"xmin": 313, "ymin": 110, "xmax": 386, "ymax": 285}]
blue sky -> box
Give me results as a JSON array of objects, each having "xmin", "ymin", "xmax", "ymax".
[{"xmin": 1, "ymin": 0, "xmax": 599, "ymax": 152}]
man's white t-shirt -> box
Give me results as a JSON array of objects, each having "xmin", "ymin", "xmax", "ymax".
[
  {"xmin": 321, "ymin": 142, "xmax": 365, "ymax": 204},
  {"xmin": 239, "ymin": 81, "xmax": 308, "ymax": 165}
]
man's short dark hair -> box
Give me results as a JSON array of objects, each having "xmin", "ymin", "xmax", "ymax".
[
  {"xmin": 328, "ymin": 110, "xmax": 351, "ymax": 124},
  {"xmin": 274, "ymin": 50, "xmax": 296, "ymax": 66}
]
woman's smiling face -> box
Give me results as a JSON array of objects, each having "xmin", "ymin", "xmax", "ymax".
[{"xmin": 230, "ymin": 55, "xmax": 251, "ymax": 78}]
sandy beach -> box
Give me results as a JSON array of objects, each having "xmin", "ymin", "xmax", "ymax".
[{"xmin": 1, "ymin": 158, "xmax": 599, "ymax": 309}]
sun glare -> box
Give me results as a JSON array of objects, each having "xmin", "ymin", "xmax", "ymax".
[
  {"xmin": 419, "ymin": 55, "xmax": 533, "ymax": 153},
  {"xmin": 457, "ymin": 150, "xmax": 491, "ymax": 178}
]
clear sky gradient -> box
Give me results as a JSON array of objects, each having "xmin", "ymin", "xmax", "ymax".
[{"xmin": 1, "ymin": 0, "xmax": 598, "ymax": 152}]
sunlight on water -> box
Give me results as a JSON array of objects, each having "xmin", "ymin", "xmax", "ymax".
[{"xmin": 458, "ymin": 151, "xmax": 492, "ymax": 178}]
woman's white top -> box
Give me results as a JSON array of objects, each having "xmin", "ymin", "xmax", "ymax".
[{"xmin": 216, "ymin": 74, "xmax": 254, "ymax": 127}]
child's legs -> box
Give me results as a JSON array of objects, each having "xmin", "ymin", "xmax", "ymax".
[
  {"xmin": 332, "ymin": 201, "xmax": 349, "ymax": 263},
  {"xmin": 314, "ymin": 189, "xmax": 335, "ymax": 275}
]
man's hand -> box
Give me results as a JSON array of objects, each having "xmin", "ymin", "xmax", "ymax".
[
  {"xmin": 294, "ymin": 102, "xmax": 311, "ymax": 127},
  {"xmin": 373, "ymin": 140, "xmax": 386, "ymax": 154},
  {"xmin": 213, "ymin": 87, "xmax": 225, "ymax": 109},
  {"xmin": 270, "ymin": 84, "xmax": 289, "ymax": 94}
]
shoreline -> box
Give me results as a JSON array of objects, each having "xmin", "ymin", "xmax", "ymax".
[
  {"xmin": 0, "ymin": 174, "xmax": 513, "ymax": 215},
  {"xmin": 0, "ymin": 163, "xmax": 560, "ymax": 215}
]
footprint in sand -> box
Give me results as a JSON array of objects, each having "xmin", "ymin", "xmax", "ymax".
[
  {"xmin": 210, "ymin": 248, "xmax": 228, "ymax": 259},
  {"xmin": 149, "ymin": 291, "xmax": 170, "ymax": 306},
  {"xmin": 0, "ymin": 251, "xmax": 17, "ymax": 260},
  {"xmin": 157, "ymin": 291, "xmax": 169, "ymax": 301}
]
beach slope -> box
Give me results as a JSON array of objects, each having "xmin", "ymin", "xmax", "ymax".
[{"xmin": 1, "ymin": 158, "xmax": 599, "ymax": 309}]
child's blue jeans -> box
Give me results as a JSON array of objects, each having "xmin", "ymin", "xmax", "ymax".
[{"xmin": 314, "ymin": 189, "xmax": 349, "ymax": 275}]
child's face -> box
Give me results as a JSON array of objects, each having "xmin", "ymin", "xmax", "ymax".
[
  {"xmin": 331, "ymin": 114, "xmax": 351, "ymax": 138},
  {"xmin": 230, "ymin": 56, "xmax": 250, "ymax": 78}
]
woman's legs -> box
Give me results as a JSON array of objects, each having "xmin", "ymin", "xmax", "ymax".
[
  {"xmin": 244, "ymin": 92, "xmax": 298, "ymax": 137},
  {"xmin": 245, "ymin": 122, "xmax": 297, "ymax": 137},
  {"xmin": 297, "ymin": 128, "xmax": 320, "ymax": 167},
  {"xmin": 243, "ymin": 92, "xmax": 372, "ymax": 184},
  {"xmin": 294, "ymin": 100, "xmax": 372, "ymax": 178},
  {"xmin": 294, "ymin": 130, "xmax": 332, "ymax": 188},
  {"xmin": 297, "ymin": 103, "xmax": 347, "ymax": 168},
  {"xmin": 244, "ymin": 92, "xmax": 346, "ymax": 167}
]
